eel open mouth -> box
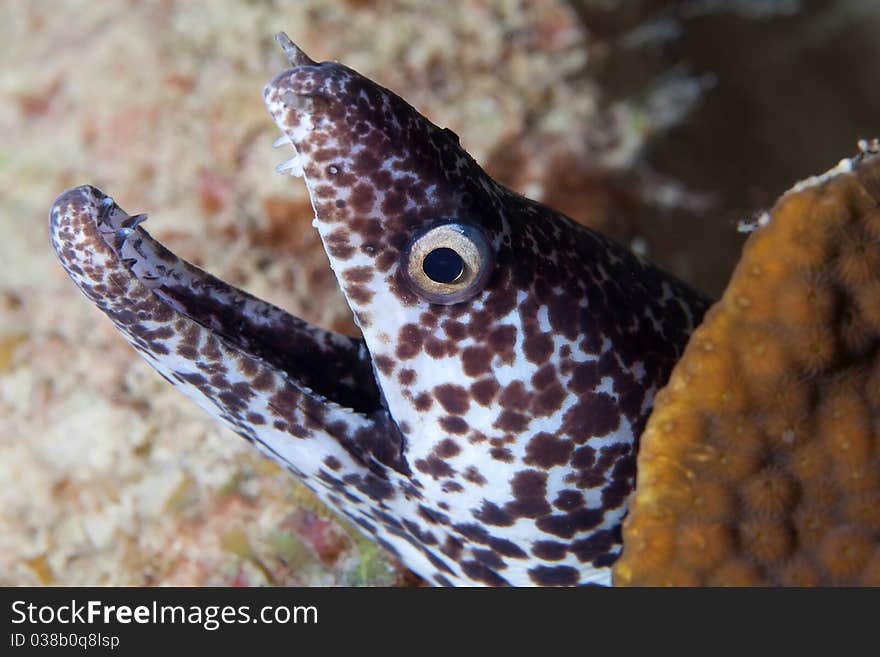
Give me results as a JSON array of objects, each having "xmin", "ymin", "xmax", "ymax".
[{"xmin": 49, "ymin": 185, "xmax": 384, "ymax": 419}]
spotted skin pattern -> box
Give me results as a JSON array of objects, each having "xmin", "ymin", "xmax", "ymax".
[{"xmin": 49, "ymin": 35, "xmax": 710, "ymax": 586}]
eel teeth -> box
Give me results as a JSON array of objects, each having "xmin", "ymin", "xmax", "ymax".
[
  {"xmin": 275, "ymin": 153, "xmax": 304, "ymax": 178},
  {"xmin": 123, "ymin": 213, "xmax": 148, "ymax": 229},
  {"xmin": 272, "ymin": 135, "xmax": 293, "ymax": 148}
]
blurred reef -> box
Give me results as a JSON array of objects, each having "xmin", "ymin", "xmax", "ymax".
[{"xmin": 1, "ymin": 0, "xmax": 878, "ymax": 585}]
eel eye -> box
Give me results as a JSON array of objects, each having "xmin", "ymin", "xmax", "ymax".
[{"xmin": 403, "ymin": 223, "xmax": 493, "ymax": 305}]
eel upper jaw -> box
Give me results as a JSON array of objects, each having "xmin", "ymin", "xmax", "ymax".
[{"xmin": 49, "ymin": 185, "xmax": 407, "ymax": 473}]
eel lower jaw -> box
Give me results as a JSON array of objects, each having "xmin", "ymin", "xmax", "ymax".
[{"xmin": 49, "ymin": 185, "xmax": 386, "ymax": 420}]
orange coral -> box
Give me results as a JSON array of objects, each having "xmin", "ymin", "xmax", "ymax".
[{"xmin": 614, "ymin": 145, "xmax": 880, "ymax": 586}]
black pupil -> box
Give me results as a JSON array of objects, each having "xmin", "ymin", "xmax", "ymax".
[{"xmin": 423, "ymin": 248, "xmax": 464, "ymax": 284}]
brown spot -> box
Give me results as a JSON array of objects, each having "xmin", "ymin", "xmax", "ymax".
[
  {"xmin": 532, "ymin": 384, "xmax": 566, "ymax": 416},
  {"xmin": 495, "ymin": 410, "xmax": 529, "ymax": 433},
  {"xmin": 238, "ymin": 355, "xmax": 259, "ymax": 377},
  {"xmin": 470, "ymin": 378, "xmax": 500, "ymax": 406},
  {"xmin": 354, "ymin": 311, "xmax": 372, "ymax": 328},
  {"xmin": 396, "ymin": 324, "xmax": 425, "ymax": 359},
  {"xmin": 532, "ymin": 364, "xmax": 558, "ymax": 389},
  {"xmin": 313, "ymin": 147, "xmax": 341, "ymax": 162},
  {"xmin": 201, "ymin": 335, "xmax": 222, "ymax": 361},
  {"xmin": 353, "ymin": 472, "xmax": 395, "ymax": 501},
  {"xmin": 413, "ymin": 392, "xmax": 434, "ymax": 411},
  {"xmin": 326, "ymin": 228, "xmax": 355, "ymax": 259},
  {"xmin": 343, "ymin": 266, "xmax": 373, "ymax": 283},
  {"xmin": 419, "ymin": 505, "xmax": 450, "ymax": 526},
  {"xmin": 473, "ymin": 501, "xmax": 515, "ymax": 526},
  {"xmin": 484, "ymin": 286, "xmax": 517, "ymax": 318},
  {"xmin": 594, "ymin": 443, "xmax": 630, "ymax": 476},
  {"xmin": 176, "ymin": 343, "xmax": 198, "ymax": 360},
  {"xmin": 345, "ymin": 284, "xmax": 373, "ymax": 303},
  {"xmin": 439, "ymin": 416, "xmax": 469, "ymax": 434},
  {"xmin": 373, "ymin": 354, "xmax": 395, "ymax": 375},
  {"xmin": 349, "ymin": 182, "xmax": 375, "ymax": 212},
  {"xmin": 454, "ymin": 523, "xmax": 491, "ymax": 543},
  {"xmin": 490, "ymin": 447, "xmax": 514, "ymax": 462},
  {"xmin": 532, "ymin": 541, "xmax": 568, "ymax": 561},
  {"xmin": 442, "ymin": 320, "xmax": 467, "ymax": 340},
  {"xmin": 536, "ymin": 509, "xmax": 603, "ymax": 539},
  {"xmin": 434, "ymin": 438, "xmax": 461, "ymax": 459},
  {"xmin": 468, "ymin": 431, "xmax": 488, "ymax": 444},
  {"xmin": 499, "ymin": 381, "xmax": 531, "ymax": 409},
  {"xmin": 402, "ymin": 519, "xmax": 439, "ymax": 547},
  {"xmin": 464, "ymin": 466, "xmax": 487, "ymax": 485},
  {"xmin": 488, "ymin": 324, "xmax": 517, "ymax": 363},
  {"xmin": 553, "ymin": 490, "xmax": 584, "ymax": 510},
  {"xmin": 467, "ymin": 310, "xmax": 492, "ymax": 338},
  {"xmin": 524, "ymin": 433, "xmax": 573, "ymax": 468},
  {"xmin": 571, "ymin": 445, "xmax": 596, "ymax": 469},
  {"xmin": 489, "ymin": 537, "xmax": 527, "ymax": 559},
  {"xmin": 270, "ymin": 389, "xmax": 299, "ymax": 415},
  {"xmin": 571, "ymin": 529, "xmax": 617, "ymax": 565},
  {"xmin": 462, "ymin": 346, "xmax": 492, "ymax": 377},
  {"xmin": 352, "ymin": 149, "xmax": 380, "ymax": 175},
  {"xmin": 562, "ymin": 392, "xmax": 620, "ymax": 441},
  {"xmin": 505, "ymin": 470, "xmax": 551, "ymax": 518},
  {"xmin": 472, "ymin": 549, "xmax": 506, "ymax": 571},
  {"xmin": 376, "ymin": 250, "xmax": 398, "ymax": 272},
  {"xmin": 460, "ymin": 561, "xmax": 508, "ymax": 586},
  {"xmin": 419, "ymin": 312, "xmax": 438, "ymax": 328},
  {"xmin": 548, "ymin": 294, "xmax": 580, "ymax": 341},
  {"xmin": 570, "ymin": 360, "xmax": 601, "ymax": 392},
  {"xmin": 441, "ymin": 535, "xmax": 464, "ymax": 560},
  {"xmin": 372, "ymin": 169, "xmax": 393, "ymax": 190},
  {"xmin": 523, "ymin": 333, "xmax": 554, "ymax": 364},
  {"xmin": 381, "ymin": 191, "xmax": 406, "ymax": 214},
  {"xmin": 398, "ymin": 368, "xmax": 416, "ymax": 385},
  {"xmin": 528, "ymin": 564, "xmax": 579, "ymax": 586},
  {"xmin": 434, "ymin": 384, "xmax": 470, "ymax": 414},
  {"xmin": 415, "ymin": 456, "xmax": 455, "ymax": 479},
  {"xmin": 424, "ymin": 336, "xmax": 454, "ymax": 358}
]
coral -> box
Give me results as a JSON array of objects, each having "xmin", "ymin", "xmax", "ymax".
[{"xmin": 614, "ymin": 145, "xmax": 880, "ymax": 586}]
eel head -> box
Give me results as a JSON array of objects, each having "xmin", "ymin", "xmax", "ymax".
[{"xmin": 49, "ymin": 34, "xmax": 710, "ymax": 586}]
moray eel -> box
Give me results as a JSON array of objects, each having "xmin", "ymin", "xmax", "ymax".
[{"xmin": 49, "ymin": 34, "xmax": 710, "ymax": 586}]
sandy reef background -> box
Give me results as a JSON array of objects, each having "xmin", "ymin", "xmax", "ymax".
[{"xmin": 2, "ymin": 0, "xmax": 880, "ymax": 585}]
